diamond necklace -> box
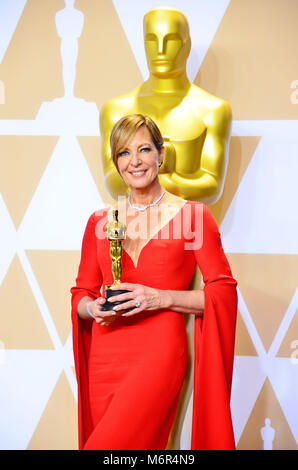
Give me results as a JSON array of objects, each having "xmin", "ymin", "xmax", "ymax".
[{"xmin": 128, "ymin": 190, "xmax": 166, "ymax": 212}]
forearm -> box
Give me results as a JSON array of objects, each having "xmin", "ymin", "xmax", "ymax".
[
  {"xmin": 159, "ymin": 172, "xmax": 218, "ymax": 203},
  {"xmin": 160, "ymin": 288, "xmax": 204, "ymax": 316}
]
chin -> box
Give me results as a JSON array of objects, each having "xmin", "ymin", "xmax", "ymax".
[
  {"xmin": 128, "ymin": 177, "xmax": 157, "ymax": 192},
  {"xmin": 150, "ymin": 65, "xmax": 181, "ymax": 78},
  {"xmin": 151, "ymin": 68, "xmax": 173, "ymax": 78}
]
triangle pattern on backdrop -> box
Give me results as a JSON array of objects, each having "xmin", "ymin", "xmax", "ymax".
[
  {"xmin": 74, "ymin": 0, "xmax": 143, "ymax": 109},
  {"xmin": 27, "ymin": 371, "xmax": 78, "ymax": 450},
  {"xmin": 0, "ymin": 0, "xmax": 64, "ymax": 119},
  {"xmin": 237, "ymin": 378, "xmax": 297, "ymax": 450},
  {"xmin": 0, "ymin": 255, "xmax": 53, "ymax": 349},
  {"xmin": 18, "ymin": 135, "xmax": 104, "ymax": 250},
  {"xmin": 227, "ymin": 253, "xmax": 298, "ymax": 353},
  {"xmin": 26, "ymin": 250, "xmax": 81, "ymax": 345},
  {"xmin": 0, "ymin": 136, "xmax": 58, "ymax": 229},
  {"xmin": 196, "ymin": 0, "xmax": 298, "ymax": 119},
  {"xmin": 210, "ymin": 135, "xmax": 261, "ymax": 228}
]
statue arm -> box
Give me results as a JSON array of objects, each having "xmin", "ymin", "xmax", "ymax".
[
  {"xmin": 100, "ymin": 105, "xmax": 129, "ymax": 200},
  {"xmin": 159, "ymin": 171, "xmax": 219, "ymax": 203},
  {"xmin": 159, "ymin": 102, "xmax": 232, "ymax": 204}
]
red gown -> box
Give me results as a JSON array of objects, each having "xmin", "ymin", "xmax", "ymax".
[{"xmin": 70, "ymin": 201, "xmax": 237, "ymax": 450}]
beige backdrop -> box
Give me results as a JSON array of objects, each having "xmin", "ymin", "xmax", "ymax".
[{"xmin": 0, "ymin": 0, "xmax": 297, "ymax": 450}]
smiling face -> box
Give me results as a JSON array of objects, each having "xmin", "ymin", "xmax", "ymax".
[
  {"xmin": 143, "ymin": 9, "xmax": 190, "ymax": 78},
  {"xmin": 116, "ymin": 125, "xmax": 164, "ymax": 192}
]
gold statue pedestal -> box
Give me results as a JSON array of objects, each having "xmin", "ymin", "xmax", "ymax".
[{"xmin": 100, "ymin": 287, "xmax": 131, "ymax": 312}]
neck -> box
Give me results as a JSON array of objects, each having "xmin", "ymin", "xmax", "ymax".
[
  {"xmin": 143, "ymin": 71, "xmax": 190, "ymax": 94},
  {"xmin": 129, "ymin": 181, "xmax": 164, "ymax": 207}
]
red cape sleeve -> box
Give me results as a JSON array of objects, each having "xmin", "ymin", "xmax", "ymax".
[
  {"xmin": 190, "ymin": 203, "xmax": 238, "ymax": 450},
  {"xmin": 70, "ymin": 212, "xmax": 104, "ymax": 449}
]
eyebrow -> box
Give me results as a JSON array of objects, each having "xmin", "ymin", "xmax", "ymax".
[
  {"xmin": 138, "ymin": 142, "xmax": 152, "ymax": 147},
  {"xmin": 121, "ymin": 142, "xmax": 152, "ymax": 150},
  {"xmin": 118, "ymin": 142, "xmax": 153, "ymax": 153}
]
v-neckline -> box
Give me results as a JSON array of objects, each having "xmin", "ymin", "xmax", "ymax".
[{"xmin": 122, "ymin": 200, "xmax": 188, "ymax": 269}]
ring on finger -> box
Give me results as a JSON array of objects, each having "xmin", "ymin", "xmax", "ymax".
[{"xmin": 135, "ymin": 299, "xmax": 141, "ymax": 308}]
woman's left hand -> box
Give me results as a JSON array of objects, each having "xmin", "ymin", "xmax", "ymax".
[{"xmin": 109, "ymin": 283, "xmax": 165, "ymax": 317}]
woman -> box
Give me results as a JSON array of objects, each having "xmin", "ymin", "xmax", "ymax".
[{"xmin": 71, "ymin": 114, "xmax": 237, "ymax": 450}]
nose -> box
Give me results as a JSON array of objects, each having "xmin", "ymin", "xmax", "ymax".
[
  {"xmin": 130, "ymin": 151, "xmax": 141, "ymax": 167},
  {"xmin": 157, "ymin": 35, "xmax": 165, "ymax": 55}
]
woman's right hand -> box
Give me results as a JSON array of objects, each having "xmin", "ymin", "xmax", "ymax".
[{"xmin": 87, "ymin": 298, "xmax": 119, "ymax": 326}]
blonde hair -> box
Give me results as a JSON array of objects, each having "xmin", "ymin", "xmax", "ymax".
[{"xmin": 110, "ymin": 114, "xmax": 164, "ymax": 170}]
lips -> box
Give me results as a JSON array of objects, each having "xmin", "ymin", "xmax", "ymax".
[
  {"xmin": 153, "ymin": 60, "xmax": 169, "ymax": 65},
  {"xmin": 129, "ymin": 170, "xmax": 147, "ymax": 177}
]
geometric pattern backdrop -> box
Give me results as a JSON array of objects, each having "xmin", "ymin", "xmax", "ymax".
[{"xmin": 0, "ymin": 0, "xmax": 297, "ymax": 450}]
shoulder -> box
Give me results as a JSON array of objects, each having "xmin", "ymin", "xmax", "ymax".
[
  {"xmin": 189, "ymin": 84, "xmax": 232, "ymax": 122},
  {"xmin": 83, "ymin": 208, "xmax": 110, "ymax": 242},
  {"xmin": 190, "ymin": 84, "xmax": 230, "ymax": 107},
  {"xmin": 85, "ymin": 207, "xmax": 110, "ymax": 228},
  {"xmin": 186, "ymin": 201, "xmax": 219, "ymax": 229},
  {"xmin": 93, "ymin": 206, "xmax": 110, "ymax": 218},
  {"xmin": 100, "ymin": 87, "xmax": 142, "ymax": 126}
]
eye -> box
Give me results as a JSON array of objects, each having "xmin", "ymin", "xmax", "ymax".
[
  {"xmin": 145, "ymin": 33, "xmax": 156, "ymax": 42},
  {"xmin": 140, "ymin": 147, "xmax": 151, "ymax": 153},
  {"xmin": 118, "ymin": 150, "xmax": 129, "ymax": 157}
]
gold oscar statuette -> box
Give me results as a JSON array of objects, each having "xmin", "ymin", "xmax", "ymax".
[{"xmin": 100, "ymin": 209, "xmax": 130, "ymax": 311}]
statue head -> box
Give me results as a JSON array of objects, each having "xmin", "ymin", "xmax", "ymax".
[{"xmin": 143, "ymin": 8, "xmax": 191, "ymax": 78}]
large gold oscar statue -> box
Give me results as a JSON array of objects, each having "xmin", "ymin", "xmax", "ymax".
[
  {"xmin": 99, "ymin": 7, "xmax": 232, "ymax": 449},
  {"xmin": 100, "ymin": 7, "xmax": 231, "ymax": 205}
]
